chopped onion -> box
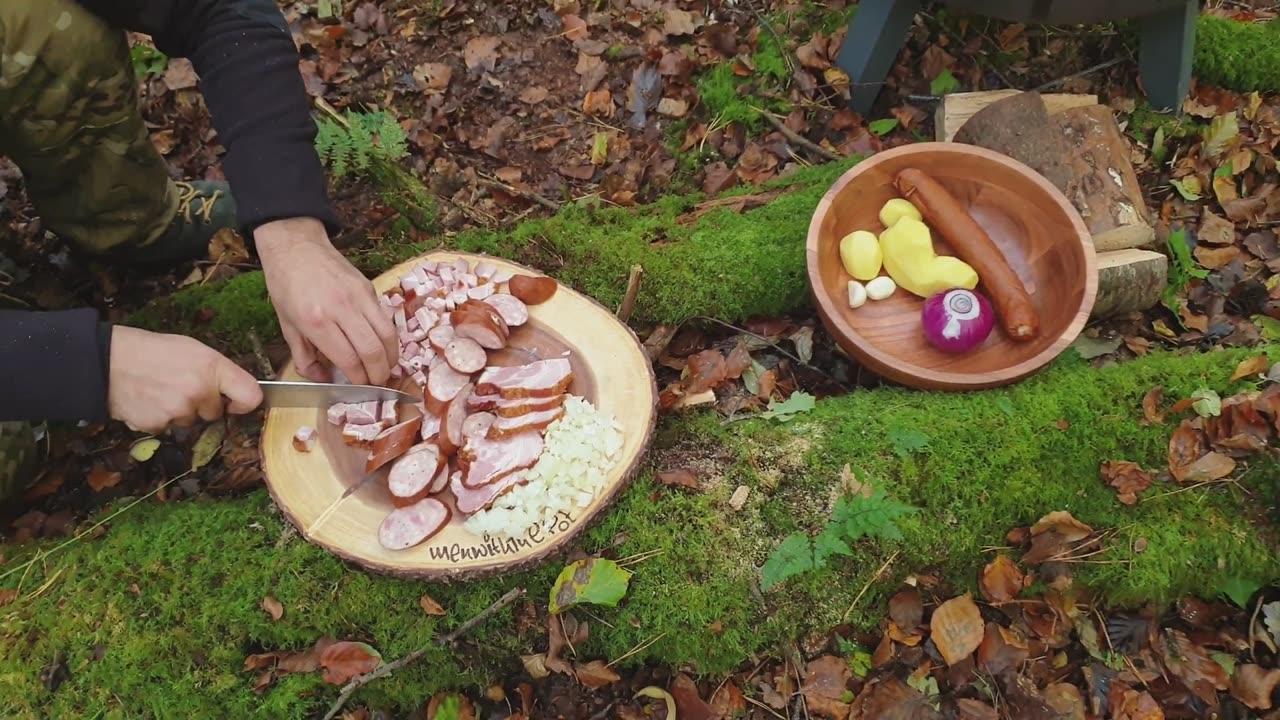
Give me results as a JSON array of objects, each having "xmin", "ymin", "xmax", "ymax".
[
  {"xmin": 464, "ymin": 396, "xmax": 622, "ymax": 539},
  {"xmin": 921, "ymin": 288, "xmax": 994, "ymax": 354}
]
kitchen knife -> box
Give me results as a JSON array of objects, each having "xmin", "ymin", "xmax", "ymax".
[{"xmin": 258, "ymin": 380, "xmax": 419, "ymax": 410}]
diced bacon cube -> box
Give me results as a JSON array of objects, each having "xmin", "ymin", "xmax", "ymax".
[
  {"xmin": 461, "ymin": 273, "xmax": 478, "ymax": 287},
  {"xmin": 327, "ymin": 403, "xmax": 349, "ymax": 426},
  {"xmin": 412, "ymin": 370, "xmax": 428, "ymax": 387},
  {"xmin": 394, "ymin": 307, "xmax": 408, "ymax": 334},
  {"xmin": 475, "ymin": 261, "xmax": 497, "ymax": 280},
  {"xmin": 491, "ymin": 270, "xmax": 514, "ymax": 284},
  {"xmin": 399, "ymin": 358, "xmax": 416, "ymax": 374},
  {"xmin": 293, "ymin": 426, "xmax": 318, "ymax": 452},
  {"xmin": 426, "ymin": 297, "xmax": 447, "ymax": 313},
  {"xmin": 449, "ymin": 289, "xmax": 468, "ymax": 305},
  {"xmin": 444, "ymin": 297, "xmax": 456, "ymax": 312},
  {"xmin": 415, "ymin": 266, "xmax": 432, "ymax": 286},
  {"xmin": 438, "ymin": 266, "xmax": 455, "ymax": 284},
  {"xmin": 467, "ymin": 284, "xmax": 495, "ymax": 300},
  {"xmin": 420, "ymin": 260, "xmax": 438, "ymax": 274},
  {"xmin": 381, "ymin": 401, "xmax": 399, "ymax": 424},
  {"xmin": 415, "ymin": 307, "xmax": 437, "ymax": 331},
  {"xmin": 389, "ymin": 294, "xmax": 405, "ymax": 307},
  {"xmin": 400, "ymin": 276, "xmax": 420, "ymax": 294},
  {"xmin": 411, "ymin": 328, "xmax": 428, "ymax": 342},
  {"xmin": 402, "ymin": 341, "xmax": 423, "ymax": 359},
  {"xmin": 346, "ymin": 401, "xmax": 381, "ymax": 425},
  {"xmin": 407, "ymin": 316, "xmax": 420, "ymax": 332}
]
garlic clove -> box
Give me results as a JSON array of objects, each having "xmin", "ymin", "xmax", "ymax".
[
  {"xmin": 847, "ymin": 280, "xmax": 867, "ymax": 309},
  {"xmin": 865, "ymin": 276, "xmax": 897, "ymax": 301}
]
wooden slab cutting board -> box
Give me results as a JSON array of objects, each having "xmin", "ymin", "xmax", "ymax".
[{"xmin": 260, "ymin": 251, "xmax": 658, "ymax": 580}]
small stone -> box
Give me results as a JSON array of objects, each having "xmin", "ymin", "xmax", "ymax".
[{"xmin": 729, "ymin": 485, "xmax": 750, "ymax": 511}]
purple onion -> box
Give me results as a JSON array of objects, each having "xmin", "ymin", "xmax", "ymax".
[{"xmin": 921, "ymin": 288, "xmax": 994, "ymax": 354}]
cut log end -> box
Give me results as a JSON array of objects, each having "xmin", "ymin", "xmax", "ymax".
[{"xmin": 1092, "ymin": 249, "xmax": 1169, "ymax": 319}]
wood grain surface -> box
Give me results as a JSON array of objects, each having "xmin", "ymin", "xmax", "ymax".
[
  {"xmin": 260, "ymin": 251, "xmax": 658, "ymax": 580},
  {"xmin": 806, "ymin": 143, "xmax": 1097, "ymax": 391}
]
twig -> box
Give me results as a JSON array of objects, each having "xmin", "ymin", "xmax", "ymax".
[
  {"xmin": 607, "ymin": 632, "xmax": 667, "ymax": 668},
  {"xmin": 756, "ymin": 109, "xmax": 841, "ymax": 162},
  {"xmin": 1034, "ymin": 56, "xmax": 1130, "ymax": 93},
  {"xmin": 744, "ymin": 694, "xmax": 786, "ymax": 720},
  {"xmin": 617, "ymin": 264, "xmax": 643, "ymax": 324},
  {"xmin": 247, "ymin": 331, "xmax": 275, "ymax": 380},
  {"xmin": 477, "ymin": 177, "xmax": 560, "ymax": 212},
  {"xmin": 842, "ymin": 550, "xmax": 900, "ymax": 621},
  {"xmin": 313, "ymin": 96, "xmax": 350, "ymax": 128},
  {"xmin": 616, "ymin": 548, "xmax": 664, "ymax": 568},
  {"xmin": 322, "ymin": 587, "xmax": 525, "ymax": 720}
]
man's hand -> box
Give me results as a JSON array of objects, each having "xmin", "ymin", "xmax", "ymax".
[
  {"xmin": 255, "ymin": 218, "xmax": 397, "ymax": 385},
  {"xmin": 108, "ymin": 326, "xmax": 263, "ymax": 434}
]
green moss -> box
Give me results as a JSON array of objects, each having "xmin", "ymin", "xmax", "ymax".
[
  {"xmin": 1127, "ymin": 101, "xmax": 1207, "ymax": 144},
  {"xmin": 3, "ymin": 347, "xmax": 1277, "ymax": 717},
  {"xmin": 128, "ymin": 272, "xmax": 277, "ymax": 354},
  {"xmin": 1194, "ymin": 16, "xmax": 1280, "ymax": 93}
]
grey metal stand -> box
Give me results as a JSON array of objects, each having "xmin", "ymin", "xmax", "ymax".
[{"xmin": 836, "ymin": 0, "xmax": 1198, "ymax": 115}]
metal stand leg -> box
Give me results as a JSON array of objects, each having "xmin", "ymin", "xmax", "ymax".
[
  {"xmin": 1138, "ymin": 0, "xmax": 1197, "ymax": 113},
  {"xmin": 835, "ymin": 0, "xmax": 923, "ymax": 115}
]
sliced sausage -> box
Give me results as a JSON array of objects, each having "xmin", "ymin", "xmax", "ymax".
[
  {"xmin": 453, "ymin": 315, "xmax": 506, "ymax": 351},
  {"xmin": 462, "ymin": 412, "xmax": 497, "ymax": 439},
  {"xmin": 467, "ymin": 283, "xmax": 495, "ymax": 301},
  {"xmin": 420, "ymin": 411, "xmax": 443, "ymax": 441},
  {"xmin": 452, "ymin": 469, "xmax": 527, "ymax": 515},
  {"xmin": 426, "ymin": 362, "xmax": 471, "ymax": 414},
  {"xmin": 437, "ymin": 383, "xmax": 473, "ymax": 457},
  {"xmin": 508, "ymin": 275, "xmax": 558, "ymax": 305},
  {"xmin": 444, "ymin": 337, "xmax": 487, "ymax": 373},
  {"xmin": 486, "ymin": 406, "xmax": 565, "ymax": 439},
  {"xmin": 342, "ymin": 421, "xmax": 385, "ymax": 448},
  {"xmin": 427, "ymin": 324, "xmax": 455, "ymax": 352},
  {"xmin": 387, "ymin": 443, "xmax": 440, "ymax": 497},
  {"xmin": 468, "ymin": 392, "xmax": 565, "ymax": 418},
  {"xmin": 456, "ymin": 299, "xmax": 509, "ymax": 338},
  {"xmin": 378, "ymin": 497, "xmax": 451, "ymax": 551},
  {"xmin": 365, "ymin": 416, "xmax": 425, "ymax": 473},
  {"xmin": 460, "ymin": 432, "xmax": 544, "ymax": 488},
  {"xmin": 482, "ymin": 294, "xmax": 529, "ymax": 327},
  {"xmin": 428, "ymin": 461, "xmax": 451, "ymax": 495}
]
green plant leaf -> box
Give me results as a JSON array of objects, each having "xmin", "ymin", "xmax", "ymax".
[
  {"xmin": 1071, "ymin": 335, "xmax": 1123, "ymax": 360},
  {"xmin": 1171, "ymin": 177, "xmax": 1203, "ymax": 201},
  {"xmin": 742, "ymin": 359, "xmax": 767, "ymax": 396},
  {"xmin": 760, "ymin": 391, "xmax": 815, "ymax": 422},
  {"xmin": 1191, "ymin": 388, "xmax": 1222, "ymax": 418},
  {"xmin": 549, "ymin": 557, "xmax": 633, "ymax": 614},
  {"xmin": 1151, "ymin": 126, "xmax": 1168, "ymax": 165},
  {"xmin": 129, "ymin": 437, "xmax": 161, "ymax": 463},
  {"xmin": 190, "ymin": 420, "xmax": 227, "ymax": 472},
  {"xmin": 1254, "ymin": 315, "xmax": 1280, "ymax": 343},
  {"xmin": 1163, "ymin": 228, "xmax": 1209, "ymax": 314},
  {"xmin": 813, "ymin": 524, "xmax": 853, "ymax": 569},
  {"xmin": 1221, "ymin": 577, "xmax": 1263, "ymax": 608},
  {"xmin": 591, "ymin": 132, "xmax": 609, "ymax": 165},
  {"xmin": 1213, "ymin": 653, "xmax": 1237, "ymax": 677},
  {"xmin": 835, "ymin": 487, "xmax": 917, "ymax": 542},
  {"xmin": 887, "ymin": 428, "xmax": 930, "ymax": 458},
  {"xmin": 1204, "ymin": 112, "xmax": 1240, "ymax": 157},
  {"xmin": 761, "ymin": 533, "xmax": 814, "ymax": 590},
  {"xmin": 930, "ymin": 69, "xmax": 960, "ymax": 96},
  {"xmin": 435, "ymin": 694, "xmax": 462, "ymax": 720},
  {"xmin": 869, "ymin": 118, "xmax": 900, "ymax": 137}
]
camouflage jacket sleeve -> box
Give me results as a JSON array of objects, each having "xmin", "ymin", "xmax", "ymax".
[
  {"xmin": 77, "ymin": 0, "xmax": 341, "ymax": 239},
  {"xmin": 0, "ymin": 310, "xmax": 113, "ymax": 422}
]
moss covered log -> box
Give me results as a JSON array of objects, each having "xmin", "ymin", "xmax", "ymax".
[
  {"xmin": 2, "ymin": 346, "xmax": 1277, "ymax": 717},
  {"xmin": 128, "ymin": 159, "xmax": 858, "ymax": 351},
  {"xmin": 1194, "ymin": 16, "xmax": 1280, "ymax": 93}
]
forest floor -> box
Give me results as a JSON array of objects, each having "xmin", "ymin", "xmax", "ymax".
[{"xmin": 3, "ymin": 1, "xmax": 1280, "ymax": 719}]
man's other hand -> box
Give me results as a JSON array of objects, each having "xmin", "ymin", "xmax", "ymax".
[
  {"xmin": 108, "ymin": 327, "xmax": 263, "ymax": 434},
  {"xmin": 254, "ymin": 218, "xmax": 396, "ymax": 386}
]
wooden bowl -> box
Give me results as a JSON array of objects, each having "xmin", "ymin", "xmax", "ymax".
[
  {"xmin": 260, "ymin": 251, "xmax": 658, "ymax": 580},
  {"xmin": 806, "ymin": 143, "xmax": 1096, "ymax": 391}
]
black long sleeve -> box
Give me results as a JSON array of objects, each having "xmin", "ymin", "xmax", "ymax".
[{"xmin": 2, "ymin": 0, "xmax": 338, "ymax": 421}]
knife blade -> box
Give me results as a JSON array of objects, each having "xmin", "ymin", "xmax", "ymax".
[{"xmin": 259, "ymin": 380, "xmax": 419, "ymax": 410}]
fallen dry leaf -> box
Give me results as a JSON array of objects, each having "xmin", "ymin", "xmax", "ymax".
[
  {"xmin": 1157, "ymin": 629, "xmax": 1229, "ymax": 706},
  {"xmin": 318, "ymin": 641, "xmax": 381, "ymax": 685},
  {"xmin": 1195, "ymin": 245, "xmax": 1240, "ymax": 269},
  {"xmin": 519, "ymin": 86, "xmax": 549, "ymax": 104},
  {"xmin": 1044, "ymin": 684, "xmax": 1087, "ymax": 720},
  {"xmin": 702, "ymin": 161, "xmax": 738, "ymax": 195},
  {"xmin": 574, "ymin": 660, "xmax": 620, "ymax": 689},
  {"xmin": 86, "ymin": 463, "xmax": 122, "ymax": 493},
  {"xmin": 889, "ymin": 587, "xmax": 924, "ymax": 629},
  {"xmin": 684, "ymin": 349, "xmax": 729, "ymax": 394},
  {"xmin": 521, "ymin": 653, "xmax": 550, "ymax": 680},
  {"xmin": 1232, "ymin": 355, "xmax": 1271, "ymax": 382},
  {"xmin": 1101, "ymin": 461, "xmax": 1155, "ymax": 505},
  {"xmin": 977, "ymin": 622, "xmax": 1029, "ymax": 676},
  {"xmin": 1230, "ymin": 664, "xmax": 1280, "ymax": 710},
  {"xmin": 463, "ymin": 36, "xmax": 500, "ymax": 71},
  {"xmin": 1142, "ymin": 386, "xmax": 1165, "ymax": 425},
  {"xmin": 663, "ymin": 9, "xmax": 698, "ymax": 36},
  {"xmin": 413, "ymin": 62, "xmax": 452, "ymax": 91},
  {"xmin": 561, "ymin": 14, "xmax": 588, "ymax": 41},
  {"xmin": 0, "ymin": 589, "xmax": 18, "ymax": 607},
  {"xmin": 163, "ymin": 58, "xmax": 199, "ymax": 90},
  {"xmin": 670, "ymin": 672, "xmax": 716, "ymax": 720},
  {"xmin": 801, "ymin": 655, "xmax": 853, "ymax": 719},
  {"xmin": 419, "ymin": 595, "xmax": 447, "ymax": 617},
  {"xmin": 657, "ymin": 98, "xmax": 688, "ymax": 118},
  {"xmin": 710, "ymin": 682, "xmax": 748, "ymax": 718},
  {"xmin": 979, "ymin": 555, "xmax": 1025, "ymax": 603},
  {"xmin": 1179, "ymin": 451, "xmax": 1236, "ymax": 483},
  {"xmin": 955, "ymin": 698, "xmax": 999, "ymax": 720},
  {"xmin": 1198, "ymin": 207, "xmax": 1235, "ymax": 245},
  {"xmin": 261, "ymin": 595, "xmax": 284, "ymax": 622},
  {"xmin": 1107, "ymin": 681, "xmax": 1164, "ymax": 720},
  {"xmin": 848, "ymin": 676, "xmax": 941, "ymax": 719},
  {"xmin": 582, "ymin": 89, "xmax": 613, "ymax": 116},
  {"xmin": 1031, "ymin": 511, "xmax": 1093, "ymax": 542},
  {"xmin": 930, "ymin": 594, "xmax": 984, "ymax": 666},
  {"xmin": 656, "ymin": 468, "xmax": 699, "ymax": 490}
]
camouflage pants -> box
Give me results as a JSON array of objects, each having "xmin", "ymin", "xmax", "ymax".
[
  {"xmin": 0, "ymin": 0, "xmax": 180, "ymax": 501},
  {"xmin": 0, "ymin": 0, "xmax": 178, "ymax": 255}
]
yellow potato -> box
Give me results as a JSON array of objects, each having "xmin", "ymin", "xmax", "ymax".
[
  {"xmin": 838, "ymin": 230, "xmax": 882, "ymax": 281},
  {"xmin": 878, "ymin": 217, "xmax": 978, "ymax": 298},
  {"xmin": 878, "ymin": 198, "xmax": 923, "ymax": 228}
]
